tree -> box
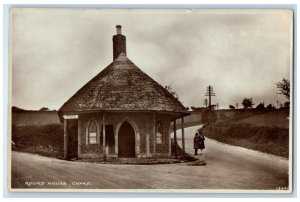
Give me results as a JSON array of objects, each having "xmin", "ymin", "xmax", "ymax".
[
  {"xmin": 191, "ymin": 106, "xmax": 205, "ymax": 111},
  {"xmin": 256, "ymin": 103, "xmax": 265, "ymax": 110},
  {"xmin": 276, "ymin": 78, "xmax": 290, "ymax": 101},
  {"xmin": 229, "ymin": 105, "xmax": 235, "ymax": 109},
  {"xmin": 164, "ymin": 85, "xmax": 180, "ymax": 102},
  {"xmin": 39, "ymin": 107, "xmax": 49, "ymax": 111},
  {"xmin": 266, "ymin": 104, "xmax": 275, "ymax": 110},
  {"xmin": 242, "ymin": 98, "xmax": 254, "ymax": 109},
  {"xmin": 284, "ymin": 101, "xmax": 290, "ymax": 108}
]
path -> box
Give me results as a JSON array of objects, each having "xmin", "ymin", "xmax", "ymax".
[{"xmin": 11, "ymin": 125, "xmax": 289, "ymax": 190}]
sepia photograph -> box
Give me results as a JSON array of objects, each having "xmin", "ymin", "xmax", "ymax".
[{"xmin": 8, "ymin": 8, "xmax": 293, "ymax": 192}]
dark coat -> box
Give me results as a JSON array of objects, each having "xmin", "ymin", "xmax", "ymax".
[
  {"xmin": 198, "ymin": 132, "xmax": 205, "ymax": 149},
  {"xmin": 194, "ymin": 133, "xmax": 200, "ymax": 149}
]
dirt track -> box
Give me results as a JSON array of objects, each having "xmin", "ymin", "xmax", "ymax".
[{"xmin": 11, "ymin": 125, "xmax": 289, "ymax": 190}]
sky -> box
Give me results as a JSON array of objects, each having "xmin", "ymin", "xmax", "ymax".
[{"xmin": 11, "ymin": 9, "xmax": 292, "ymax": 110}]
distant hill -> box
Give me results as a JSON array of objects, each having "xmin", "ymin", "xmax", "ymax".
[
  {"xmin": 11, "ymin": 106, "xmax": 27, "ymax": 112},
  {"xmin": 234, "ymin": 108, "xmax": 289, "ymax": 128},
  {"xmin": 12, "ymin": 111, "xmax": 61, "ymax": 126},
  {"xmin": 175, "ymin": 108, "xmax": 269, "ymax": 128}
]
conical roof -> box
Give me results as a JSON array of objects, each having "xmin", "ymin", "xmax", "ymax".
[{"xmin": 59, "ymin": 54, "xmax": 187, "ymax": 113}]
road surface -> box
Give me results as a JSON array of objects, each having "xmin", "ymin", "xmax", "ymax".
[{"xmin": 11, "ymin": 125, "xmax": 289, "ymax": 190}]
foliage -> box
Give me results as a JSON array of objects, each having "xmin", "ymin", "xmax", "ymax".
[
  {"xmin": 191, "ymin": 106, "xmax": 206, "ymax": 111},
  {"xmin": 39, "ymin": 107, "xmax": 50, "ymax": 111},
  {"xmin": 191, "ymin": 106, "xmax": 197, "ymax": 111},
  {"xmin": 266, "ymin": 104, "xmax": 275, "ymax": 110},
  {"xmin": 276, "ymin": 78, "xmax": 290, "ymax": 101},
  {"xmin": 229, "ymin": 105, "xmax": 235, "ymax": 109},
  {"xmin": 12, "ymin": 124, "xmax": 64, "ymax": 158},
  {"xmin": 164, "ymin": 85, "xmax": 181, "ymax": 103},
  {"xmin": 242, "ymin": 98, "xmax": 254, "ymax": 109},
  {"xmin": 256, "ymin": 103, "xmax": 265, "ymax": 110},
  {"xmin": 284, "ymin": 101, "xmax": 290, "ymax": 108}
]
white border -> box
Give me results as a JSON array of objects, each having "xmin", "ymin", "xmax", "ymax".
[{"xmin": 1, "ymin": 1, "xmax": 299, "ymax": 200}]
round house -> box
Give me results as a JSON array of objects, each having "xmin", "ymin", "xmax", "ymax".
[{"xmin": 58, "ymin": 25, "xmax": 189, "ymax": 160}]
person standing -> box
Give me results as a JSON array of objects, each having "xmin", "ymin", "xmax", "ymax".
[
  {"xmin": 198, "ymin": 129, "xmax": 206, "ymax": 155},
  {"xmin": 193, "ymin": 132, "xmax": 200, "ymax": 155}
]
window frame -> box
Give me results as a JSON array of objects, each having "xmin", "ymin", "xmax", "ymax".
[
  {"xmin": 156, "ymin": 122, "xmax": 163, "ymax": 144},
  {"xmin": 88, "ymin": 121, "xmax": 97, "ymax": 145}
]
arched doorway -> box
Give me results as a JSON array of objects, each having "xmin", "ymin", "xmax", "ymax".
[{"xmin": 118, "ymin": 121, "xmax": 135, "ymax": 157}]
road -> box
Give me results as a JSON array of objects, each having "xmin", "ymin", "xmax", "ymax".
[{"xmin": 11, "ymin": 125, "xmax": 289, "ymax": 190}]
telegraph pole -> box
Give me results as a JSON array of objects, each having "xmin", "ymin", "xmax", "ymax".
[{"xmin": 205, "ymin": 85, "xmax": 216, "ymax": 131}]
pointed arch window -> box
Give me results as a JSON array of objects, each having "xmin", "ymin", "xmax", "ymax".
[
  {"xmin": 156, "ymin": 122, "xmax": 163, "ymax": 144},
  {"xmin": 88, "ymin": 121, "xmax": 97, "ymax": 144}
]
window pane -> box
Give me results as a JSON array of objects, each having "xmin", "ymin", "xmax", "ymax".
[
  {"xmin": 89, "ymin": 132, "xmax": 97, "ymax": 144},
  {"xmin": 156, "ymin": 132, "xmax": 162, "ymax": 144},
  {"xmin": 89, "ymin": 137, "xmax": 97, "ymax": 144},
  {"xmin": 90, "ymin": 132, "xmax": 96, "ymax": 137},
  {"xmin": 156, "ymin": 122, "xmax": 163, "ymax": 144}
]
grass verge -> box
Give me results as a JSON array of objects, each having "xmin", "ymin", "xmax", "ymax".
[{"xmin": 202, "ymin": 124, "xmax": 289, "ymax": 158}]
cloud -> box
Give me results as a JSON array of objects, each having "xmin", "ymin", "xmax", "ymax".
[{"xmin": 11, "ymin": 9, "xmax": 292, "ymax": 110}]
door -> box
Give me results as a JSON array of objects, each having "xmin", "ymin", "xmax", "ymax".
[
  {"xmin": 67, "ymin": 119, "xmax": 78, "ymax": 159},
  {"xmin": 118, "ymin": 121, "xmax": 135, "ymax": 157},
  {"xmin": 100, "ymin": 124, "xmax": 115, "ymax": 153}
]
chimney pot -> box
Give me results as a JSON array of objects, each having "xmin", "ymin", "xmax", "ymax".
[{"xmin": 116, "ymin": 25, "xmax": 122, "ymax": 35}]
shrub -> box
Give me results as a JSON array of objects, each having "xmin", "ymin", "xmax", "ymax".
[
  {"xmin": 12, "ymin": 124, "xmax": 64, "ymax": 158},
  {"xmin": 256, "ymin": 103, "xmax": 265, "ymax": 110}
]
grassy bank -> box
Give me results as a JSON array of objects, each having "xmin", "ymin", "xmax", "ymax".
[
  {"xmin": 12, "ymin": 124, "xmax": 64, "ymax": 158},
  {"xmin": 202, "ymin": 123, "xmax": 289, "ymax": 158}
]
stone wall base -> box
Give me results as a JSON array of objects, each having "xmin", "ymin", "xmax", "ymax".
[{"xmin": 78, "ymin": 152, "xmax": 170, "ymax": 159}]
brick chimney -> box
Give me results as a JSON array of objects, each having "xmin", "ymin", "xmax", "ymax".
[{"xmin": 113, "ymin": 25, "xmax": 126, "ymax": 60}]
